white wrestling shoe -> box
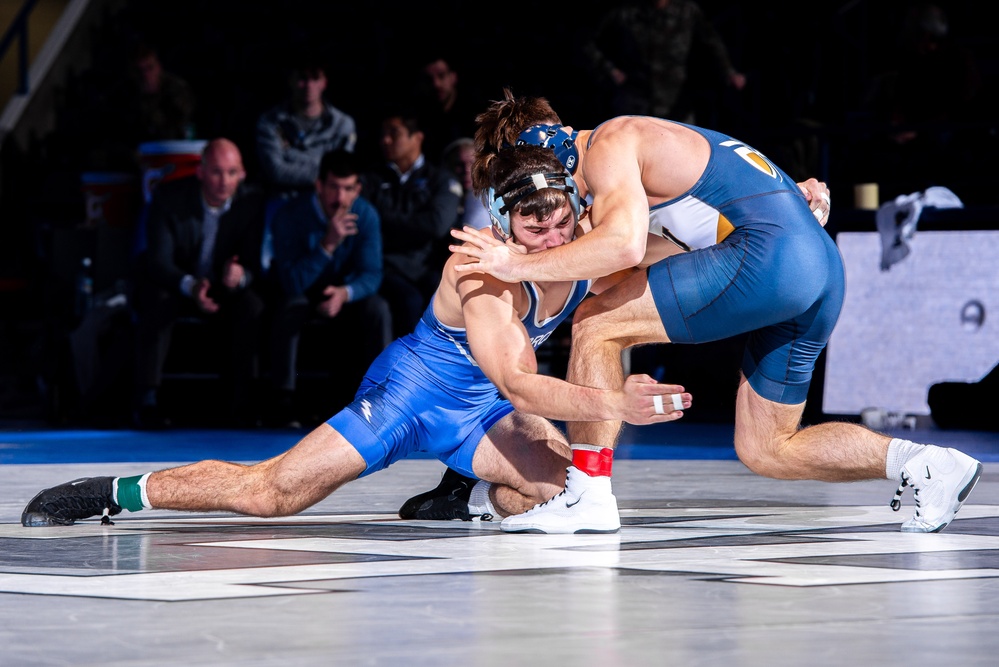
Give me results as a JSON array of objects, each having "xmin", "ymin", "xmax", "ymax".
[
  {"xmin": 501, "ymin": 466, "xmax": 621, "ymax": 534},
  {"xmin": 890, "ymin": 446, "xmax": 983, "ymax": 533}
]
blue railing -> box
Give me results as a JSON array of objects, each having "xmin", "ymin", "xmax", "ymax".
[{"xmin": 0, "ymin": 0, "xmax": 40, "ymax": 95}]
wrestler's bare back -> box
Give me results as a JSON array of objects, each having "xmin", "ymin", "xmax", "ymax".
[{"xmin": 574, "ymin": 116, "xmax": 710, "ymax": 208}]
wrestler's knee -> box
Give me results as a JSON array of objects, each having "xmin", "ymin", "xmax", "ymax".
[
  {"xmin": 241, "ymin": 463, "xmax": 309, "ymax": 517},
  {"xmin": 734, "ymin": 431, "xmax": 801, "ymax": 480},
  {"xmin": 240, "ymin": 484, "xmax": 294, "ymax": 517},
  {"xmin": 735, "ymin": 380, "xmax": 807, "ymax": 479},
  {"xmin": 572, "ymin": 293, "xmax": 606, "ymax": 325},
  {"xmin": 734, "ymin": 434, "xmax": 773, "ymax": 476},
  {"xmin": 571, "ymin": 296, "xmax": 626, "ymax": 344}
]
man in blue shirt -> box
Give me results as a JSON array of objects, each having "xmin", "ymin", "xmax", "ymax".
[{"xmin": 267, "ymin": 149, "xmax": 390, "ymax": 425}]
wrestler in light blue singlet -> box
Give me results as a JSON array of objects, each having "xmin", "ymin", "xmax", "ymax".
[
  {"xmin": 327, "ymin": 278, "xmax": 592, "ymax": 477},
  {"xmin": 632, "ymin": 121, "xmax": 846, "ymax": 404}
]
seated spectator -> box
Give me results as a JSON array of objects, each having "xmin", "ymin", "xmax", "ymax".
[
  {"xmin": 442, "ymin": 137, "xmax": 491, "ymax": 230},
  {"xmin": 132, "ymin": 138, "xmax": 266, "ymax": 428},
  {"xmin": 268, "ymin": 150, "xmax": 391, "ymax": 426},
  {"xmin": 255, "ymin": 55, "xmax": 358, "ymax": 201},
  {"xmin": 363, "ymin": 109, "xmax": 461, "ymax": 339}
]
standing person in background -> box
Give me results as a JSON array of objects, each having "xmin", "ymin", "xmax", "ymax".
[
  {"xmin": 255, "ymin": 55, "xmax": 358, "ymax": 201},
  {"xmin": 582, "ymin": 0, "xmax": 746, "ymax": 123},
  {"xmin": 120, "ymin": 41, "xmax": 198, "ymax": 143},
  {"xmin": 364, "ymin": 110, "xmax": 461, "ymax": 339},
  {"xmin": 97, "ymin": 41, "xmax": 198, "ymax": 171},
  {"xmin": 131, "ymin": 138, "xmax": 266, "ymax": 429},
  {"xmin": 415, "ymin": 53, "xmax": 483, "ymax": 165},
  {"xmin": 860, "ymin": 2, "xmax": 984, "ymax": 199},
  {"xmin": 267, "ymin": 150, "xmax": 390, "ymax": 427}
]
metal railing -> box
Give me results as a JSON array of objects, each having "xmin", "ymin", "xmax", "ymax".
[{"xmin": 0, "ymin": 0, "xmax": 40, "ymax": 95}]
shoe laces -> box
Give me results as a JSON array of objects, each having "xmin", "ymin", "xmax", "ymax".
[
  {"xmin": 889, "ymin": 470, "xmax": 921, "ymax": 518},
  {"xmin": 47, "ymin": 494, "xmax": 105, "ymax": 516},
  {"xmin": 524, "ymin": 467, "xmax": 594, "ymax": 513},
  {"xmin": 46, "ymin": 479, "xmax": 119, "ymax": 521},
  {"xmin": 529, "ymin": 488, "xmax": 567, "ymax": 512}
]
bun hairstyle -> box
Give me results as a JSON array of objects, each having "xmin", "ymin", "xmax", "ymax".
[
  {"xmin": 470, "ymin": 89, "xmax": 580, "ymax": 239},
  {"xmin": 472, "ymin": 88, "xmax": 562, "ymax": 194}
]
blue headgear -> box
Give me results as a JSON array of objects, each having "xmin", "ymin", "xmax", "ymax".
[
  {"xmin": 484, "ymin": 172, "xmax": 582, "ymax": 239},
  {"xmin": 516, "ymin": 124, "xmax": 580, "ymax": 174}
]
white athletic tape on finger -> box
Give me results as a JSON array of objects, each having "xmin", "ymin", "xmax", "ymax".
[
  {"xmin": 672, "ymin": 393, "xmax": 684, "ymax": 411},
  {"xmin": 653, "ymin": 394, "xmax": 665, "ymax": 414},
  {"xmin": 821, "ymin": 193, "xmax": 831, "ymax": 205},
  {"xmin": 813, "ymin": 207, "xmax": 824, "ymax": 221}
]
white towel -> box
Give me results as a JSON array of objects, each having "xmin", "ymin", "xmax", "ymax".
[{"xmin": 876, "ymin": 186, "xmax": 963, "ymax": 270}]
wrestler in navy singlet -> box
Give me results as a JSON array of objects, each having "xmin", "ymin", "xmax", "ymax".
[
  {"xmin": 327, "ymin": 278, "xmax": 592, "ymax": 477},
  {"xmin": 635, "ymin": 121, "xmax": 846, "ymax": 404}
]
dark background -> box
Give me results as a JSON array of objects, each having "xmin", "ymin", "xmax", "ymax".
[{"xmin": 0, "ymin": 0, "xmax": 995, "ymax": 426}]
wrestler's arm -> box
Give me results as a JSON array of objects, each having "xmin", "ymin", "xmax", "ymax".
[
  {"xmin": 459, "ymin": 273, "xmax": 686, "ymax": 425},
  {"xmin": 454, "ymin": 174, "xmax": 828, "ymax": 284},
  {"xmin": 452, "ymin": 144, "xmax": 650, "ymax": 283}
]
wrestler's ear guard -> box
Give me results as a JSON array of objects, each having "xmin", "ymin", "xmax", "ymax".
[
  {"xmin": 484, "ymin": 172, "xmax": 582, "ymax": 239},
  {"xmin": 484, "ymin": 186, "xmax": 511, "ymax": 238},
  {"xmin": 516, "ymin": 124, "xmax": 580, "ymax": 174}
]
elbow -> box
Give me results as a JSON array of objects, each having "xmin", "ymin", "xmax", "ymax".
[
  {"xmin": 506, "ymin": 392, "xmax": 536, "ymax": 415},
  {"xmin": 499, "ymin": 378, "xmax": 537, "ymax": 414},
  {"xmin": 621, "ymin": 244, "xmax": 646, "ymax": 269},
  {"xmin": 598, "ymin": 223, "xmax": 648, "ymax": 271},
  {"xmin": 615, "ymin": 237, "xmax": 647, "ymax": 269}
]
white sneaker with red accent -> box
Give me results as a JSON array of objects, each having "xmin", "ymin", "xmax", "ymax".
[{"xmin": 500, "ymin": 466, "xmax": 620, "ymax": 534}]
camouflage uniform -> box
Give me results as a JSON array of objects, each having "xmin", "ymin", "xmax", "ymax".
[{"xmin": 583, "ymin": 0, "xmax": 739, "ymax": 119}]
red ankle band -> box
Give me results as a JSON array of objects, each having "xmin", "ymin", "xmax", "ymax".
[{"xmin": 572, "ymin": 447, "xmax": 614, "ymax": 477}]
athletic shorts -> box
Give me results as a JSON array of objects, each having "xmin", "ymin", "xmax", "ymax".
[
  {"xmin": 326, "ymin": 341, "xmax": 514, "ymax": 478},
  {"xmin": 649, "ymin": 191, "xmax": 845, "ymax": 404}
]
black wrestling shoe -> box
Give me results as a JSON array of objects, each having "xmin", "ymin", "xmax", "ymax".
[
  {"xmin": 399, "ymin": 468, "xmax": 478, "ymax": 521},
  {"xmin": 21, "ymin": 477, "xmax": 122, "ymax": 527}
]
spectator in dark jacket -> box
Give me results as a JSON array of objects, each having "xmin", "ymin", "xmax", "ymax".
[
  {"xmin": 132, "ymin": 138, "xmax": 266, "ymax": 428},
  {"xmin": 363, "ymin": 110, "xmax": 461, "ymax": 338}
]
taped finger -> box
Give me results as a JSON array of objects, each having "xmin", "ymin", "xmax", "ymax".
[
  {"xmin": 653, "ymin": 394, "xmax": 665, "ymax": 414},
  {"xmin": 672, "ymin": 393, "xmax": 684, "ymax": 411}
]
